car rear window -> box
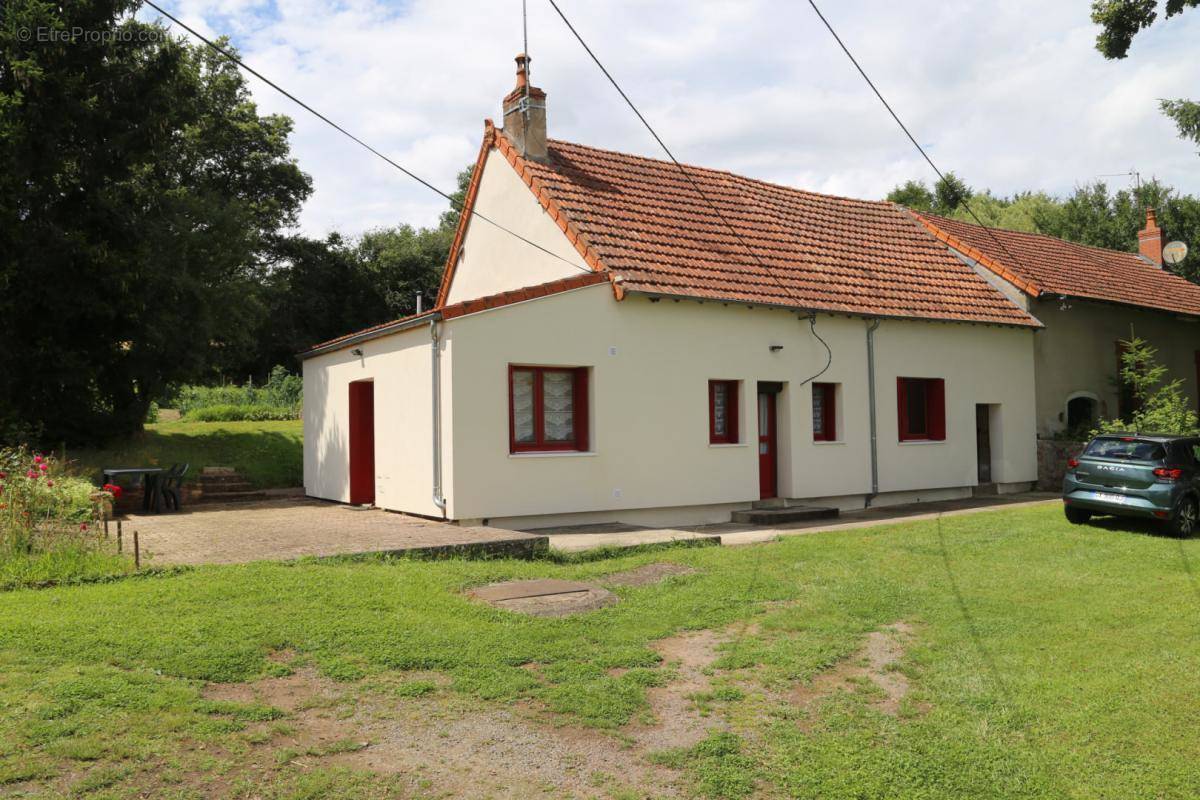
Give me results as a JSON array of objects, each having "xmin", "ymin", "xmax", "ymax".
[{"xmin": 1084, "ymin": 437, "xmax": 1166, "ymax": 462}]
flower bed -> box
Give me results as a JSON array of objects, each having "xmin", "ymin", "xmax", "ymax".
[{"xmin": 0, "ymin": 447, "xmax": 133, "ymax": 589}]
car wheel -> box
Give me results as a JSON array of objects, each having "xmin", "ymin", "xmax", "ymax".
[
  {"xmin": 1167, "ymin": 495, "xmax": 1199, "ymax": 538},
  {"xmin": 1064, "ymin": 506, "xmax": 1092, "ymax": 525}
]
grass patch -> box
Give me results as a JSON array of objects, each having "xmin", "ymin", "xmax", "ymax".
[
  {"xmin": 0, "ymin": 547, "xmax": 134, "ymax": 591},
  {"xmin": 69, "ymin": 419, "xmax": 303, "ymax": 488},
  {"xmin": 0, "ymin": 504, "xmax": 1199, "ymax": 797}
]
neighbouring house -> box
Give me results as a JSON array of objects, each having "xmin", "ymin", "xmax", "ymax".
[
  {"xmin": 912, "ymin": 210, "xmax": 1200, "ymax": 438},
  {"xmin": 300, "ymin": 55, "xmax": 1042, "ymax": 529}
]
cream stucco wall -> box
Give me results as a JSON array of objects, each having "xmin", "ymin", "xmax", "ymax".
[
  {"xmin": 302, "ymin": 324, "xmax": 445, "ymax": 518},
  {"xmin": 439, "ymin": 285, "xmax": 1037, "ymax": 525},
  {"xmin": 1028, "ymin": 297, "xmax": 1200, "ymax": 436},
  {"xmin": 444, "ymin": 148, "xmax": 589, "ymax": 305}
]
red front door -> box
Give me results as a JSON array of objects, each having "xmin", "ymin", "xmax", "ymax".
[
  {"xmin": 348, "ymin": 381, "xmax": 375, "ymax": 505},
  {"xmin": 758, "ymin": 389, "xmax": 777, "ymax": 500}
]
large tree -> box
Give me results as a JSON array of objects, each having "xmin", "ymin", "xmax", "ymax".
[
  {"xmin": 1091, "ymin": 1, "xmax": 1200, "ymax": 153},
  {"xmin": 0, "ymin": 1, "xmax": 310, "ymax": 443}
]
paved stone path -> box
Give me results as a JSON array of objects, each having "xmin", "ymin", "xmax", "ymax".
[{"xmin": 126, "ymin": 498, "xmax": 546, "ymax": 566}]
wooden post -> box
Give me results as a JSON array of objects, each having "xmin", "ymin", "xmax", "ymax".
[
  {"xmin": 103, "ymin": 514, "xmax": 109, "ymax": 539},
  {"xmin": 117, "ymin": 520, "xmax": 123, "ymax": 553},
  {"xmin": 133, "ymin": 530, "xmax": 140, "ymax": 570}
]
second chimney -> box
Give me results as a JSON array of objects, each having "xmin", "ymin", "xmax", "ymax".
[
  {"xmin": 502, "ymin": 54, "xmax": 548, "ymax": 163},
  {"xmin": 1138, "ymin": 208, "xmax": 1164, "ymax": 266}
]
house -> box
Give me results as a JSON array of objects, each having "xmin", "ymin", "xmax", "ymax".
[
  {"xmin": 913, "ymin": 210, "xmax": 1200, "ymax": 438},
  {"xmin": 300, "ymin": 56, "xmax": 1042, "ymax": 529}
]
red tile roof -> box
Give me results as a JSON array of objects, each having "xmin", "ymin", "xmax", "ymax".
[
  {"xmin": 463, "ymin": 125, "xmax": 1038, "ymax": 328},
  {"xmin": 301, "ymin": 272, "xmax": 610, "ymax": 357},
  {"xmin": 914, "ymin": 212, "xmax": 1200, "ymax": 318}
]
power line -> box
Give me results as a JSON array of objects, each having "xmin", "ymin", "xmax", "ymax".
[
  {"xmin": 803, "ymin": 0, "xmax": 1035, "ymax": 277},
  {"xmin": 141, "ymin": 0, "xmax": 593, "ymax": 278},
  {"xmin": 544, "ymin": 0, "xmax": 811, "ymax": 311}
]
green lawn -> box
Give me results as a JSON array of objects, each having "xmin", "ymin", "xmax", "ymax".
[
  {"xmin": 1, "ymin": 504, "xmax": 1199, "ymax": 798},
  {"xmin": 68, "ymin": 419, "xmax": 303, "ymax": 489}
]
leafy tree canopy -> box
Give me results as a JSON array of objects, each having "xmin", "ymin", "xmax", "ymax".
[
  {"xmin": 1, "ymin": 0, "xmax": 310, "ymax": 444},
  {"xmin": 1090, "ymin": 1, "xmax": 1200, "ymax": 154}
]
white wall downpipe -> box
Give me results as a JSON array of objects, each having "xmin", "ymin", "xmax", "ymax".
[
  {"xmin": 865, "ymin": 319, "xmax": 881, "ymax": 506},
  {"xmin": 430, "ymin": 318, "xmax": 447, "ymax": 514}
]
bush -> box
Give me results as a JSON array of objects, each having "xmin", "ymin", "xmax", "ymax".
[
  {"xmin": 185, "ymin": 404, "xmax": 297, "ymax": 422},
  {"xmin": 176, "ymin": 366, "xmax": 302, "ymax": 421},
  {"xmin": 1095, "ymin": 333, "xmax": 1200, "ymax": 437}
]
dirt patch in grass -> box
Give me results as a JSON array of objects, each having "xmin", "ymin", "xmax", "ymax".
[
  {"xmin": 202, "ymin": 667, "xmax": 683, "ymax": 798},
  {"xmin": 489, "ymin": 587, "xmax": 619, "ymax": 617},
  {"xmin": 630, "ymin": 629, "xmax": 730, "ymax": 752},
  {"xmin": 791, "ymin": 621, "xmax": 918, "ymax": 720},
  {"xmin": 604, "ymin": 562, "xmax": 698, "ymax": 587}
]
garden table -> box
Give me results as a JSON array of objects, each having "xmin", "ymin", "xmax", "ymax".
[{"xmin": 101, "ymin": 467, "xmax": 165, "ymax": 513}]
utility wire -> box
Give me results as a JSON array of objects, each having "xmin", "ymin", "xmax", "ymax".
[
  {"xmin": 804, "ymin": 0, "xmax": 1035, "ymax": 277},
  {"xmin": 544, "ymin": 0, "xmax": 813, "ymax": 312},
  {"xmin": 142, "ymin": 0, "xmax": 594, "ymax": 278}
]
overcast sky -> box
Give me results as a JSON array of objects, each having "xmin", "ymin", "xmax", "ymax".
[{"xmin": 157, "ymin": 0, "xmax": 1200, "ymax": 239}]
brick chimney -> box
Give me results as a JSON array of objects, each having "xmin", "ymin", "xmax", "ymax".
[
  {"xmin": 1137, "ymin": 207, "xmax": 1164, "ymax": 266},
  {"xmin": 502, "ymin": 54, "xmax": 548, "ymax": 163}
]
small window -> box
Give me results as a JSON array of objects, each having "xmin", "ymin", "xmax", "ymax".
[
  {"xmin": 897, "ymin": 377, "xmax": 945, "ymax": 441},
  {"xmin": 812, "ymin": 382, "xmax": 837, "ymax": 441},
  {"xmin": 709, "ymin": 380, "xmax": 739, "ymax": 444},
  {"xmin": 509, "ymin": 366, "xmax": 589, "ymax": 452}
]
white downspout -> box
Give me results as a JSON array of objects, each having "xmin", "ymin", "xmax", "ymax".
[
  {"xmin": 430, "ymin": 318, "xmax": 447, "ymax": 515},
  {"xmin": 865, "ymin": 319, "xmax": 881, "ymax": 506}
]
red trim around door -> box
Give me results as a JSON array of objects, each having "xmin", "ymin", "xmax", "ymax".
[{"xmin": 348, "ymin": 381, "xmax": 375, "ymax": 505}]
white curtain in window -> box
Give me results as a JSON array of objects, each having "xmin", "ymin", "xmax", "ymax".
[
  {"xmin": 542, "ymin": 371, "xmax": 575, "ymax": 442},
  {"xmin": 512, "ymin": 370, "xmax": 536, "ymax": 442}
]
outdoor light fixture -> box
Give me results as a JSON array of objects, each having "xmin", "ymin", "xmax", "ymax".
[
  {"xmin": 351, "ymin": 348, "xmax": 364, "ymax": 357},
  {"xmin": 769, "ymin": 344, "xmax": 784, "ymax": 352}
]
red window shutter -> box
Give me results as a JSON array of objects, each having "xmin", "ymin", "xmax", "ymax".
[
  {"xmin": 929, "ymin": 378, "xmax": 946, "ymax": 440},
  {"xmin": 897, "ymin": 377, "xmax": 910, "ymax": 441},
  {"xmin": 574, "ymin": 367, "xmax": 589, "ymax": 452},
  {"xmin": 708, "ymin": 380, "xmax": 738, "ymax": 444},
  {"xmin": 728, "ymin": 383, "xmax": 739, "ymax": 443},
  {"xmin": 824, "ymin": 385, "xmax": 836, "ymax": 440}
]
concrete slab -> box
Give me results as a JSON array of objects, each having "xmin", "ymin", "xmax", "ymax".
[
  {"xmin": 125, "ymin": 498, "xmax": 546, "ymax": 566},
  {"xmin": 541, "ymin": 493, "xmax": 1060, "ymax": 553}
]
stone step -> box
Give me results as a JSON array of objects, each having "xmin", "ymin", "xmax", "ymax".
[
  {"xmin": 197, "ymin": 489, "xmax": 270, "ymax": 504},
  {"xmin": 199, "ymin": 474, "xmax": 251, "ymax": 486},
  {"xmin": 731, "ymin": 505, "xmax": 839, "ymax": 525},
  {"xmin": 199, "ymin": 481, "xmax": 256, "ymax": 494}
]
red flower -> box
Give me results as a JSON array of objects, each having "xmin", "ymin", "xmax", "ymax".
[
  {"xmin": 80, "ymin": 523, "xmax": 89, "ymax": 531},
  {"xmin": 38, "ymin": 463, "xmax": 48, "ymax": 472},
  {"xmin": 46, "ymin": 480, "xmax": 54, "ymax": 487},
  {"xmin": 102, "ymin": 483, "xmax": 123, "ymax": 499}
]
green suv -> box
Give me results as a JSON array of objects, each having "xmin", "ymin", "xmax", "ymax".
[{"xmin": 1063, "ymin": 434, "xmax": 1200, "ymax": 537}]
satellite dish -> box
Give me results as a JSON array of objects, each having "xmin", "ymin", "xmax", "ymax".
[{"xmin": 1163, "ymin": 241, "xmax": 1188, "ymax": 265}]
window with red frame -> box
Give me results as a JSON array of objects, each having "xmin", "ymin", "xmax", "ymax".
[
  {"xmin": 812, "ymin": 382, "xmax": 837, "ymax": 441},
  {"xmin": 709, "ymin": 380, "xmax": 739, "ymax": 444},
  {"xmin": 509, "ymin": 366, "xmax": 589, "ymax": 453},
  {"xmin": 897, "ymin": 377, "xmax": 945, "ymax": 441}
]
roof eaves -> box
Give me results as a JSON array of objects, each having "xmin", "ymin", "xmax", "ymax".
[
  {"xmin": 298, "ymin": 311, "xmax": 439, "ymax": 360},
  {"xmin": 622, "ymin": 288, "xmax": 1043, "ymax": 329}
]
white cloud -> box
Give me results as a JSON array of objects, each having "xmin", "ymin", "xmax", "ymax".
[{"xmin": 147, "ymin": 0, "xmax": 1200, "ymax": 237}]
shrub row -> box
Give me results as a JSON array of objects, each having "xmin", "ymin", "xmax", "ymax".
[{"xmin": 185, "ymin": 404, "xmax": 298, "ymax": 422}]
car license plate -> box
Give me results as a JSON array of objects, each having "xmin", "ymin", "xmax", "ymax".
[{"xmin": 1096, "ymin": 492, "xmax": 1126, "ymax": 505}]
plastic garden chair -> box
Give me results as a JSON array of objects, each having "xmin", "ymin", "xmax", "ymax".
[{"xmin": 161, "ymin": 463, "xmax": 190, "ymax": 511}]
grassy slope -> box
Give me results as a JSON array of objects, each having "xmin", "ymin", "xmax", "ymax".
[
  {"xmin": 68, "ymin": 420, "xmax": 303, "ymax": 489},
  {"xmin": 1, "ymin": 505, "xmax": 1199, "ymax": 798}
]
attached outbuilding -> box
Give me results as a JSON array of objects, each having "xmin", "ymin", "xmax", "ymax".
[{"xmin": 301, "ymin": 57, "xmax": 1042, "ymax": 529}]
